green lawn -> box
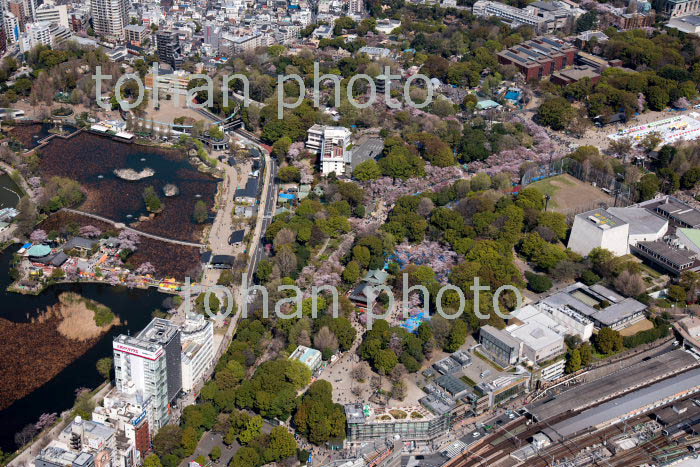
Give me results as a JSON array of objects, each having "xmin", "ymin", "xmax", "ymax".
[{"xmin": 528, "ymin": 175, "xmax": 577, "ymax": 208}]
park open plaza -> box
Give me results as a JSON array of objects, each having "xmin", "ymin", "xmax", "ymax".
[{"xmin": 608, "ymin": 112, "xmax": 700, "ymax": 146}]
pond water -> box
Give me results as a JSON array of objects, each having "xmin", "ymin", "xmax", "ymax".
[
  {"xmin": 37, "ymin": 132, "xmax": 218, "ymax": 242},
  {"xmin": 8, "ymin": 123, "xmax": 79, "ymax": 150},
  {"xmin": 0, "ymin": 172, "xmax": 21, "ymax": 210},
  {"xmin": 0, "ymin": 245, "xmax": 169, "ymax": 451}
]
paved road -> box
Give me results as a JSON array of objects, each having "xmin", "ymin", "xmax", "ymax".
[
  {"xmin": 61, "ymin": 208, "xmax": 205, "ymax": 248},
  {"xmin": 247, "ymin": 152, "xmax": 278, "ymax": 280}
]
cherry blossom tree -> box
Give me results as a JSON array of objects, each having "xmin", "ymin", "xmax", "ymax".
[
  {"xmin": 674, "ymin": 97, "xmax": 691, "ymax": 110},
  {"xmin": 35, "ymin": 413, "xmax": 58, "ymax": 432},
  {"xmin": 28, "ymin": 177, "xmax": 41, "ymax": 190},
  {"xmin": 393, "ymin": 241, "xmax": 463, "ymax": 283},
  {"xmin": 298, "ymin": 233, "xmax": 355, "ymax": 289},
  {"xmin": 118, "ymin": 230, "xmax": 140, "ymax": 251},
  {"xmin": 638, "ymin": 93, "xmax": 646, "ymax": 113},
  {"xmin": 30, "ymin": 229, "xmax": 48, "ymax": 243},
  {"xmin": 79, "ymin": 225, "xmax": 102, "ymax": 238},
  {"xmin": 135, "ymin": 262, "xmax": 156, "ymax": 275},
  {"xmin": 361, "ymin": 164, "xmax": 464, "ymax": 205},
  {"xmin": 287, "ymin": 142, "xmax": 306, "ymax": 161},
  {"xmin": 106, "ymin": 271, "xmax": 121, "ymax": 286}
]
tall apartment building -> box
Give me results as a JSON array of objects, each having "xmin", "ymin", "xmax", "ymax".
[
  {"xmin": 348, "ymin": 0, "xmax": 363, "ymax": 15},
  {"xmin": 156, "ymin": 30, "xmax": 183, "ymax": 69},
  {"xmin": 113, "ymin": 318, "xmax": 182, "ymax": 430},
  {"xmin": 306, "ymin": 124, "xmax": 352, "ymax": 176},
  {"xmin": 4, "ymin": 12, "xmax": 20, "ymax": 43},
  {"xmin": 124, "ymin": 24, "xmax": 147, "ymax": 46},
  {"xmin": 0, "ymin": 1, "xmax": 6, "ymax": 57},
  {"xmin": 35, "ymin": 3, "xmax": 69, "ymax": 28},
  {"xmin": 90, "ymin": 0, "xmax": 127, "ymax": 40},
  {"xmin": 8, "ymin": 0, "xmax": 26, "ymax": 32},
  {"xmin": 23, "ymin": 0, "xmax": 36, "ymax": 22},
  {"xmin": 180, "ymin": 314, "xmax": 214, "ymax": 392}
]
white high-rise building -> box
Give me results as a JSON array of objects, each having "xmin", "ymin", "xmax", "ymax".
[
  {"xmin": 4, "ymin": 12, "xmax": 20, "ymax": 43},
  {"xmin": 306, "ymin": 124, "xmax": 352, "ymax": 176},
  {"xmin": 113, "ymin": 318, "xmax": 182, "ymax": 431},
  {"xmin": 22, "ymin": 0, "xmax": 36, "ymax": 22},
  {"xmin": 21, "ymin": 20, "xmax": 52, "ymax": 49},
  {"xmin": 35, "ymin": 3, "xmax": 69, "ymax": 28},
  {"xmin": 90, "ymin": 0, "xmax": 127, "ymax": 40},
  {"xmin": 180, "ymin": 314, "xmax": 214, "ymax": 392},
  {"xmin": 348, "ymin": 0, "xmax": 363, "ymax": 15}
]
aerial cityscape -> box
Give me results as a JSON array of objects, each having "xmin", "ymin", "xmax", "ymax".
[{"xmin": 1, "ymin": 0, "xmax": 700, "ymax": 465}]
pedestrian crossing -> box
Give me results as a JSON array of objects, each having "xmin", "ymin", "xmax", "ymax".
[{"xmin": 443, "ymin": 440, "xmax": 467, "ymax": 458}]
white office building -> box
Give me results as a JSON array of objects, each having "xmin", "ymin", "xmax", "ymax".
[
  {"xmin": 306, "ymin": 124, "xmax": 352, "ymax": 176},
  {"xmin": 90, "ymin": 0, "xmax": 128, "ymax": 40},
  {"xmin": 113, "ymin": 318, "xmax": 182, "ymax": 430},
  {"xmin": 35, "ymin": 3, "xmax": 68, "ymax": 28},
  {"xmin": 567, "ymin": 208, "xmax": 631, "ymax": 257},
  {"xmin": 19, "ymin": 21, "xmax": 52, "ymax": 51},
  {"xmin": 568, "ymin": 207, "xmax": 668, "ymax": 257},
  {"xmin": 92, "ymin": 389, "xmax": 152, "ymax": 465},
  {"xmin": 180, "ymin": 314, "xmax": 214, "ymax": 392},
  {"xmin": 473, "ymin": 0, "xmax": 550, "ymax": 31}
]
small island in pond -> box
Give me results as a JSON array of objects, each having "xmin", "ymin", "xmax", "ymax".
[{"xmin": 113, "ymin": 167, "xmax": 155, "ymax": 181}]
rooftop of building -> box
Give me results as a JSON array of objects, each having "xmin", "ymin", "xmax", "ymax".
[
  {"xmin": 607, "ymin": 207, "xmax": 668, "ymax": 236},
  {"xmin": 498, "ymin": 36, "xmax": 576, "ymax": 66},
  {"xmin": 507, "ymin": 320, "xmax": 564, "ymax": 353},
  {"xmin": 669, "ymin": 14, "xmax": 700, "ymax": 25},
  {"xmin": 576, "ymin": 30, "xmax": 609, "ymax": 41},
  {"xmin": 63, "ymin": 236, "xmax": 98, "ymax": 250},
  {"xmin": 289, "ymin": 345, "xmax": 322, "ymax": 366},
  {"xmin": 552, "ymin": 65, "xmax": 600, "ymax": 81},
  {"xmin": 526, "ymin": 349, "xmax": 698, "ymax": 422},
  {"xmin": 576, "ymin": 208, "xmax": 626, "ymax": 230},
  {"xmin": 235, "ymin": 176, "xmax": 259, "ymax": 198},
  {"xmin": 679, "ymin": 228, "xmax": 700, "ymax": 249},
  {"xmin": 636, "ymin": 240, "xmax": 698, "ymax": 268},
  {"xmin": 36, "ymin": 445, "xmax": 80, "ymax": 465},
  {"xmin": 543, "ymin": 367, "xmax": 700, "ymax": 441},
  {"xmin": 125, "ymin": 24, "xmax": 148, "ymax": 32},
  {"xmin": 136, "ymin": 317, "xmax": 180, "ymax": 345},
  {"xmin": 435, "ymin": 374, "xmax": 470, "ymax": 396},
  {"xmin": 541, "ymin": 282, "xmax": 646, "ymax": 327},
  {"xmin": 654, "ymin": 197, "xmax": 700, "ymax": 228}
]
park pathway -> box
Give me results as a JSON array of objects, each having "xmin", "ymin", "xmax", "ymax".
[{"xmin": 61, "ymin": 208, "xmax": 205, "ymax": 248}]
